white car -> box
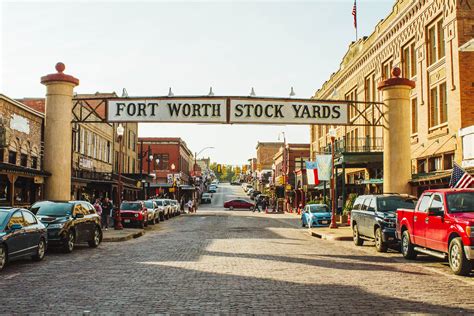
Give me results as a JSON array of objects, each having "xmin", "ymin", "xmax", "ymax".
[
  {"xmin": 143, "ymin": 200, "xmax": 159, "ymax": 224},
  {"xmin": 152, "ymin": 199, "xmax": 169, "ymax": 221},
  {"xmin": 169, "ymin": 199, "xmax": 180, "ymax": 215}
]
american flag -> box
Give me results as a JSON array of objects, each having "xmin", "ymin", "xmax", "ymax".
[
  {"xmin": 449, "ymin": 163, "xmax": 474, "ymax": 188},
  {"xmin": 352, "ymin": 0, "xmax": 357, "ymax": 28}
]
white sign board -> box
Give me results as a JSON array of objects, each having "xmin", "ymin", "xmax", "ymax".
[
  {"xmin": 107, "ymin": 97, "xmax": 349, "ymax": 125},
  {"xmin": 229, "ymin": 99, "xmax": 348, "ymax": 125},
  {"xmin": 108, "ymin": 99, "xmax": 227, "ymax": 123}
]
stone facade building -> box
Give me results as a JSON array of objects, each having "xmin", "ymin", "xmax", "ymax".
[
  {"xmin": 0, "ymin": 94, "xmax": 49, "ymax": 207},
  {"xmin": 310, "ymin": 0, "xmax": 474, "ymax": 196}
]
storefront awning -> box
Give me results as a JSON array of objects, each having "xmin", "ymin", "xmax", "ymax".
[
  {"xmin": 410, "ymin": 171, "xmax": 451, "ymax": 185},
  {"xmin": 360, "ymin": 178, "xmax": 383, "ymax": 184},
  {"xmin": 0, "ymin": 162, "xmax": 50, "ymax": 177},
  {"xmin": 334, "ymin": 153, "xmax": 383, "ymax": 168},
  {"xmin": 150, "ymin": 183, "xmax": 172, "ymax": 188}
]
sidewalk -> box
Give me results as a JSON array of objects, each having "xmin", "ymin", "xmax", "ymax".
[
  {"xmin": 102, "ymin": 228, "xmax": 145, "ymax": 242},
  {"xmin": 308, "ymin": 226, "xmax": 353, "ymax": 241}
]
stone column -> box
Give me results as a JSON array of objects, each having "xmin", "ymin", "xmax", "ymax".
[
  {"xmin": 378, "ymin": 67, "xmax": 415, "ymax": 194},
  {"xmin": 41, "ymin": 63, "xmax": 79, "ymax": 200}
]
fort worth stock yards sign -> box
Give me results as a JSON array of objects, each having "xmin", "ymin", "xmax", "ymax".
[{"xmin": 107, "ymin": 97, "xmax": 349, "ymax": 125}]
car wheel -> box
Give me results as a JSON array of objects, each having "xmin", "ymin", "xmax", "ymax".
[
  {"xmin": 32, "ymin": 238, "xmax": 46, "ymax": 261},
  {"xmin": 449, "ymin": 237, "xmax": 472, "ymax": 276},
  {"xmin": 160, "ymin": 212, "xmax": 165, "ymax": 221},
  {"xmin": 229, "ymin": 206, "xmax": 234, "ymax": 211},
  {"xmin": 63, "ymin": 231, "xmax": 75, "ymax": 253},
  {"xmin": 0, "ymin": 244, "xmax": 7, "ymax": 271},
  {"xmin": 353, "ymin": 224, "xmax": 363, "ymax": 246},
  {"xmin": 149, "ymin": 217, "xmax": 155, "ymax": 225},
  {"xmin": 401, "ymin": 230, "xmax": 417, "ymax": 260},
  {"xmin": 155, "ymin": 216, "xmax": 160, "ymax": 224},
  {"xmin": 374, "ymin": 227, "xmax": 388, "ymax": 252},
  {"xmin": 88, "ymin": 226, "xmax": 101, "ymax": 248}
]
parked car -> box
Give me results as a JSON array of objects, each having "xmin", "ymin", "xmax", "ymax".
[
  {"xmin": 201, "ymin": 193, "xmax": 212, "ymax": 204},
  {"xmin": 250, "ymin": 190, "xmax": 261, "ymax": 200},
  {"xmin": 351, "ymin": 194, "xmax": 417, "ymax": 252},
  {"xmin": 231, "ymin": 181, "xmax": 241, "ymax": 185},
  {"xmin": 143, "ymin": 200, "xmax": 160, "ymax": 225},
  {"xmin": 224, "ymin": 199, "xmax": 254, "ymax": 211},
  {"xmin": 397, "ymin": 189, "xmax": 474, "ymax": 275},
  {"xmin": 150, "ymin": 199, "xmax": 167, "ymax": 221},
  {"xmin": 301, "ymin": 204, "xmax": 332, "ymax": 227},
  {"xmin": 247, "ymin": 189, "xmax": 255, "ymax": 196},
  {"xmin": 0, "ymin": 208, "xmax": 48, "ymax": 271},
  {"xmin": 119, "ymin": 201, "xmax": 148, "ymax": 228},
  {"xmin": 170, "ymin": 200, "xmax": 180, "ymax": 216},
  {"xmin": 31, "ymin": 200, "xmax": 102, "ymax": 253},
  {"xmin": 208, "ymin": 185, "xmax": 217, "ymax": 193},
  {"xmin": 163, "ymin": 199, "xmax": 174, "ymax": 218},
  {"xmin": 243, "ymin": 184, "xmax": 252, "ymax": 192}
]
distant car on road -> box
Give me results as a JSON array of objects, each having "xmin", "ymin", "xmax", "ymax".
[
  {"xmin": 201, "ymin": 193, "xmax": 212, "ymax": 204},
  {"xmin": 0, "ymin": 208, "xmax": 47, "ymax": 271},
  {"xmin": 301, "ymin": 204, "xmax": 331, "ymax": 227},
  {"xmin": 31, "ymin": 200, "xmax": 102, "ymax": 253},
  {"xmin": 208, "ymin": 185, "xmax": 217, "ymax": 193},
  {"xmin": 119, "ymin": 201, "xmax": 148, "ymax": 228},
  {"xmin": 224, "ymin": 199, "xmax": 254, "ymax": 211}
]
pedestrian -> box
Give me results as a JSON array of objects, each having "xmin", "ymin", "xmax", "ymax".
[
  {"xmin": 93, "ymin": 198, "xmax": 102, "ymax": 217},
  {"xmin": 337, "ymin": 196, "xmax": 343, "ymax": 215},
  {"xmin": 255, "ymin": 199, "xmax": 261, "ymax": 213},
  {"xmin": 187, "ymin": 199, "xmax": 193, "ymax": 213},
  {"xmin": 101, "ymin": 197, "xmax": 114, "ymax": 230},
  {"xmin": 262, "ymin": 198, "xmax": 268, "ymax": 213}
]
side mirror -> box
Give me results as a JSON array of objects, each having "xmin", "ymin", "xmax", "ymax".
[
  {"xmin": 428, "ymin": 207, "xmax": 444, "ymax": 217},
  {"xmin": 75, "ymin": 213, "xmax": 85, "ymax": 219},
  {"xmin": 10, "ymin": 223, "xmax": 23, "ymax": 231}
]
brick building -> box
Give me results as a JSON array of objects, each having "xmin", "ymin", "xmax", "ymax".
[
  {"xmin": 0, "ymin": 94, "xmax": 49, "ymax": 207},
  {"xmin": 311, "ymin": 0, "xmax": 474, "ymax": 197},
  {"xmin": 138, "ymin": 137, "xmax": 194, "ymax": 200}
]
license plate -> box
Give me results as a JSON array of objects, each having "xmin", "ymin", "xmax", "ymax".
[
  {"xmin": 321, "ymin": 220, "xmax": 329, "ymax": 224},
  {"xmin": 124, "ymin": 219, "xmax": 130, "ymax": 223}
]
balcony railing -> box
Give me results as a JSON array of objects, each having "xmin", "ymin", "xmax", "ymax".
[{"xmin": 322, "ymin": 137, "xmax": 383, "ymax": 154}]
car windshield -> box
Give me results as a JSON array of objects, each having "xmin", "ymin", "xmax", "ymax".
[
  {"xmin": 447, "ymin": 192, "xmax": 474, "ymax": 213},
  {"xmin": 121, "ymin": 202, "xmax": 141, "ymax": 210},
  {"xmin": 309, "ymin": 205, "xmax": 330, "ymax": 213},
  {"xmin": 171, "ymin": 201, "xmax": 177, "ymax": 205},
  {"xmin": 33, "ymin": 202, "xmax": 73, "ymax": 217},
  {"xmin": 0, "ymin": 211, "xmax": 10, "ymax": 230},
  {"xmin": 377, "ymin": 197, "xmax": 416, "ymax": 212},
  {"xmin": 155, "ymin": 200, "xmax": 163, "ymax": 206},
  {"xmin": 144, "ymin": 201, "xmax": 154, "ymax": 208}
]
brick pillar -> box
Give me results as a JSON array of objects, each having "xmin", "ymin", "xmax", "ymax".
[
  {"xmin": 41, "ymin": 63, "xmax": 79, "ymax": 200},
  {"xmin": 378, "ymin": 67, "xmax": 415, "ymax": 194}
]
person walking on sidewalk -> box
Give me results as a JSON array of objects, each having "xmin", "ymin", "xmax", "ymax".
[
  {"xmin": 261, "ymin": 198, "xmax": 268, "ymax": 213},
  {"xmin": 101, "ymin": 197, "xmax": 114, "ymax": 230},
  {"xmin": 93, "ymin": 198, "xmax": 102, "ymax": 217}
]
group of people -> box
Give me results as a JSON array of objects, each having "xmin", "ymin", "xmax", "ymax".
[
  {"xmin": 254, "ymin": 198, "xmax": 269, "ymax": 213},
  {"xmin": 92, "ymin": 197, "xmax": 115, "ymax": 230}
]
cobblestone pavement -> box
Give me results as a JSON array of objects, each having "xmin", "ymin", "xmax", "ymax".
[{"xmin": 1, "ymin": 185, "xmax": 473, "ymax": 314}]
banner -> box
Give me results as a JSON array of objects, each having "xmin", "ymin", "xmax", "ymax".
[
  {"xmin": 305, "ymin": 161, "xmax": 319, "ymax": 185},
  {"xmin": 316, "ymin": 155, "xmax": 332, "ymax": 181}
]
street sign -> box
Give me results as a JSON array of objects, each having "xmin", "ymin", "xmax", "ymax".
[{"xmin": 106, "ymin": 97, "xmax": 349, "ymax": 125}]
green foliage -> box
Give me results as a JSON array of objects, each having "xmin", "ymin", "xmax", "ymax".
[{"xmin": 343, "ymin": 193, "xmax": 358, "ymax": 216}]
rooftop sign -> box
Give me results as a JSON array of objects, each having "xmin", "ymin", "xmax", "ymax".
[{"xmin": 107, "ymin": 97, "xmax": 349, "ymax": 125}]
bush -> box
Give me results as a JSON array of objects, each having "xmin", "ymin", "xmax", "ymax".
[{"xmin": 343, "ymin": 193, "xmax": 358, "ymax": 216}]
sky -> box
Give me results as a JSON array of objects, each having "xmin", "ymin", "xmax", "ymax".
[{"xmin": 0, "ymin": 0, "xmax": 394, "ymax": 165}]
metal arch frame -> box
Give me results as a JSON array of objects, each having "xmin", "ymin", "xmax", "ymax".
[{"xmin": 71, "ymin": 95, "xmax": 386, "ymax": 127}]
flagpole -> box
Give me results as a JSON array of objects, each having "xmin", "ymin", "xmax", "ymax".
[{"xmin": 355, "ymin": 0, "xmax": 358, "ymax": 41}]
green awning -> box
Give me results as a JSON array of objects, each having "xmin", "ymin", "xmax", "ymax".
[{"xmin": 360, "ymin": 178, "xmax": 383, "ymax": 184}]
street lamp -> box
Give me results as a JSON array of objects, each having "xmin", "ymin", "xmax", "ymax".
[
  {"xmin": 328, "ymin": 127, "xmax": 338, "ymax": 229},
  {"xmin": 115, "ymin": 124, "xmax": 125, "ymax": 230},
  {"xmin": 194, "ymin": 147, "xmax": 214, "ymax": 175}
]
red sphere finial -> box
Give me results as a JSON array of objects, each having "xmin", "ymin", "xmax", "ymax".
[
  {"xmin": 391, "ymin": 67, "xmax": 401, "ymax": 78},
  {"xmin": 55, "ymin": 62, "xmax": 65, "ymax": 73}
]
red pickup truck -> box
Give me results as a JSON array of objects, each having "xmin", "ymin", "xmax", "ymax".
[{"xmin": 396, "ymin": 188, "xmax": 474, "ymax": 275}]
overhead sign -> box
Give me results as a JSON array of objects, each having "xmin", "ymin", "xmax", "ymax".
[
  {"xmin": 108, "ymin": 99, "xmax": 227, "ymax": 123},
  {"xmin": 107, "ymin": 97, "xmax": 349, "ymax": 125}
]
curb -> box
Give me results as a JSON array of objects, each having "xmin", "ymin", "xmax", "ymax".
[
  {"xmin": 309, "ymin": 230, "xmax": 353, "ymax": 241},
  {"xmin": 102, "ymin": 229, "xmax": 145, "ymax": 242}
]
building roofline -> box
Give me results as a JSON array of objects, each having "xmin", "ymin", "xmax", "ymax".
[{"xmin": 1, "ymin": 94, "xmax": 44, "ymax": 118}]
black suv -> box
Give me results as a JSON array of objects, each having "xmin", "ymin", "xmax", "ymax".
[
  {"xmin": 351, "ymin": 194, "xmax": 416, "ymax": 252},
  {"xmin": 31, "ymin": 201, "xmax": 102, "ymax": 253}
]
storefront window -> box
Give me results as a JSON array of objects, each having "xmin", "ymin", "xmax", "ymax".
[
  {"xmin": 8, "ymin": 151, "xmax": 16, "ymax": 164},
  {"xmin": 20, "ymin": 154, "xmax": 28, "ymax": 167},
  {"xmin": 0, "ymin": 175, "xmax": 10, "ymax": 204},
  {"xmin": 32, "ymin": 157, "xmax": 38, "ymax": 169}
]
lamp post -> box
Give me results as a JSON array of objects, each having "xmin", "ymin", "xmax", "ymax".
[
  {"xmin": 146, "ymin": 149, "xmax": 153, "ymax": 199},
  {"xmin": 329, "ymin": 127, "xmax": 338, "ymax": 229},
  {"xmin": 139, "ymin": 141, "xmax": 154, "ymax": 199},
  {"xmin": 171, "ymin": 163, "xmax": 176, "ymax": 199},
  {"xmin": 115, "ymin": 124, "xmax": 125, "ymax": 230}
]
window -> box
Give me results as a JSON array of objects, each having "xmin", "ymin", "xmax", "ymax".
[
  {"xmin": 444, "ymin": 153, "xmax": 454, "ymax": 170},
  {"xmin": 429, "ymin": 82, "xmax": 447, "ymax": 128},
  {"xmin": 418, "ymin": 195, "xmax": 432, "ymax": 212},
  {"xmin": 80, "ymin": 129, "xmax": 85, "ymax": 154},
  {"xmin": 8, "ymin": 211, "xmax": 26, "ymax": 228},
  {"xmin": 0, "ymin": 149, "xmax": 3, "ymax": 162},
  {"xmin": 402, "ymin": 41, "xmax": 417, "ymax": 78},
  {"xmin": 417, "ymin": 159, "xmax": 426, "ymax": 174},
  {"xmin": 8, "ymin": 151, "xmax": 16, "ymax": 164},
  {"xmin": 364, "ymin": 73, "xmax": 376, "ymax": 104},
  {"xmin": 428, "ymin": 156, "xmax": 442, "ymax": 172},
  {"xmin": 345, "ymin": 88, "xmax": 358, "ymax": 121},
  {"xmin": 155, "ymin": 154, "xmax": 169, "ymax": 170},
  {"xmin": 427, "ymin": 18, "xmax": 445, "ymax": 66},
  {"xmin": 107, "ymin": 141, "xmax": 111, "ymax": 163},
  {"xmin": 353, "ymin": 197, "xmax": 364, "ymax": 211},
  {"xmin": 20, "ymin": 154, "xmax": 28, "ymax": 167},
  {"xmin": 32, "ymin": 157, "xmax": 38, "ymax": 169},
  {"xmin": 22, "ymin": 211, "xmax": 37, "ymax": 226},
  {"xmin": 362, "ymin": 198, "xmax": 373, "ymax": 212},
  {"xmin": 411, "ymin": 98, "xmax": 418, "ymax": 134},
  {"xmin": 382, "ymin": 58, "xmax": 393, "ymax": 80}
]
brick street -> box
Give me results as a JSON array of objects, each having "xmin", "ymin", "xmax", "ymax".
[{"xmin": 0, "ymin": 184, "xmax": 473, "ymax": 314}]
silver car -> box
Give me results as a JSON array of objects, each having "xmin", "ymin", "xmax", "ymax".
[{"xmin": 144, "ymin": 200, "xmax": 159, "ymax": 224}]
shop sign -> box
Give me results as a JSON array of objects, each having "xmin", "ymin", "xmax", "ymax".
[
  {"xmin": 79, "ymin": 157, "xmax": 93, "ymax": 169},
  {"xmin": 169, "ymin": 187, "xmax": 175, "ymax": 193},
  {"xmin": 107, "ymin": 97, "xmax": 349, "ymax": 125}
]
